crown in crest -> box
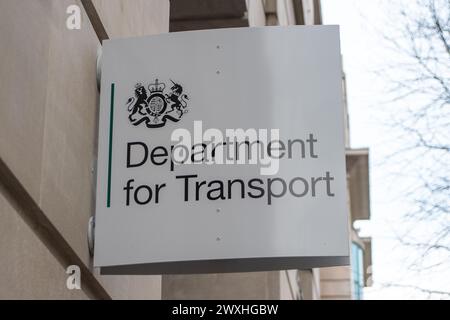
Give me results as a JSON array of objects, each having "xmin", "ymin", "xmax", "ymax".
[{"xmin": 148, "ymin": 79, "xmax": 166, "ymax": 93}]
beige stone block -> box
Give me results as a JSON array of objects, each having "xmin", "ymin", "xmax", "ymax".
[
  {"xmin": 162, "ymin": 272, "xmax": 280, "ymax": 300},
  {"xmin": 38, "ymin": 0, "xmax": 100, "ymax": 267},
  {"xmin": 95, "ymin": 272, "xmax": 162, "ymax": 300},
  {"xmin": 321, "ymin": 296, "xmax": 352, "ymax": 300},
  {"xmin": 0, "ymin": 0, "xmax": 51, "ymax": 201},
  {"xmin": 93, "ymin": 0, "xmax": 170, "ymax": 38},
  {"xmin": 0, "ymin": 193, "xmax": 88, "ymax": 299},
  {"xmin": 320, "ymin": 279, "xmax": 352, "ymax": 298},
  {"xmin": 319, "ymin": 266, "xmax": 351, "ymax": 280}
]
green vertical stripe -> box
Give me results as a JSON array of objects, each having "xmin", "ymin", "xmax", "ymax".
[{"xmin": 107, "ymin": 83, "xmax": 115, "ymax": 208}]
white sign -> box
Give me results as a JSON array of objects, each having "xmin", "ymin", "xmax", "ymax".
[{"xmin": 94, "ymin": 26, "xmax": 349, "ymax": 274}]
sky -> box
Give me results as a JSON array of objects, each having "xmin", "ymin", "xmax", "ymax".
[{"xmin": 321, "ymin": 0, "xmax": 450, "ymax": 299}]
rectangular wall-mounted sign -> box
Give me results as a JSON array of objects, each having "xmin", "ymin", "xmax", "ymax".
[{"xmin": 94, "ymin": 26, "xmax": 349, "ymax": 274}]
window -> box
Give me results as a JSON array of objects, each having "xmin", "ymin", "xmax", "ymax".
[{"xmin": 351, "ymin": 242, "xmax": 364, "ymax": 300}]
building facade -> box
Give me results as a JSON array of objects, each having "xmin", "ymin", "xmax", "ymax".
[{"xmin": 0, "ymin": 0, "xmax": 371, "ymax": 299}]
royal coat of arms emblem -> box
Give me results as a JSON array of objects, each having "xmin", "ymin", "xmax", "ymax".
[{"xmin": 126, "ymin": 78, "xmax": 189, "ymax": 128}]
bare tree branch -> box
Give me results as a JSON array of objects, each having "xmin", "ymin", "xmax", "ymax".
[
  {"xmin": 377, "ymin": 0, "xmax": 450, "ymax": 294},
  {"xmin": 382, "ymin": 283, "xmax": 450, "ymax": 298}
]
